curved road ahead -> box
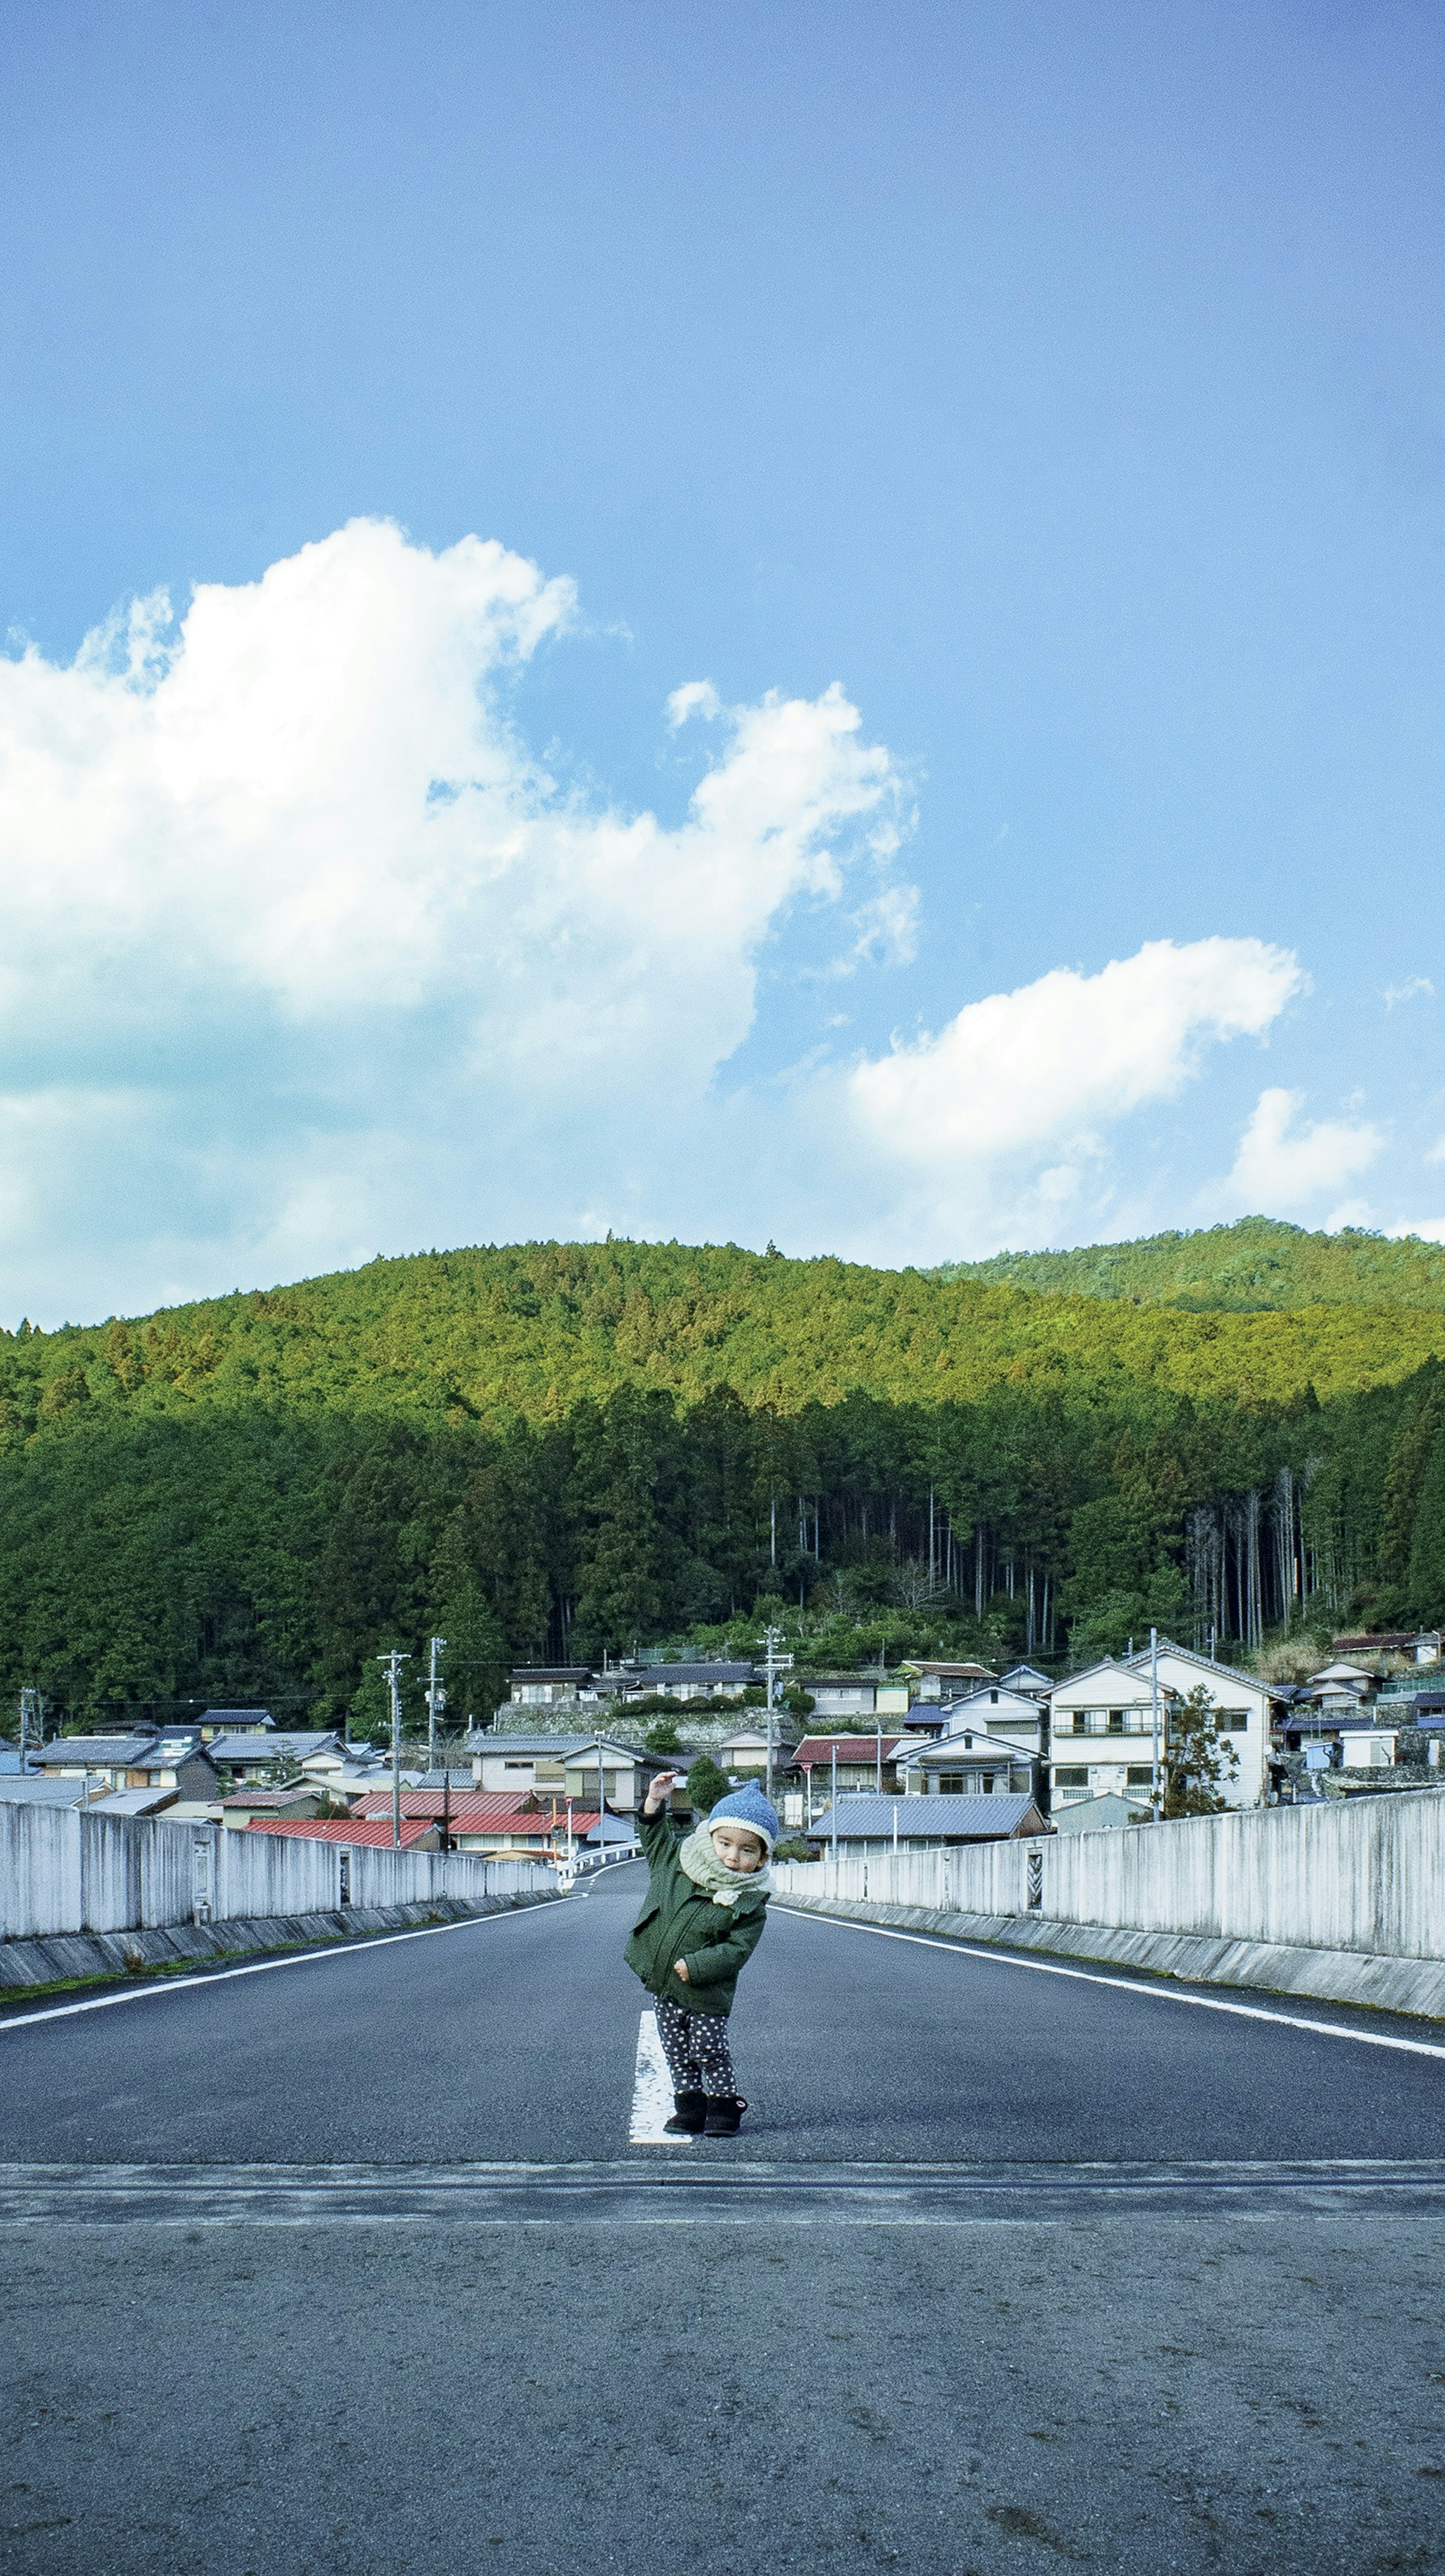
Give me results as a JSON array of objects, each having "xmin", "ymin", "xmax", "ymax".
[{"xmin": 3, "ymin": 1867, "xmax": 1445, "ymax": 2574}]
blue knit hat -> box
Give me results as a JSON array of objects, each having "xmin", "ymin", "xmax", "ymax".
[{"xmin": 706, "ymin": 1781, "xmax": 779, "ymax": 1851}]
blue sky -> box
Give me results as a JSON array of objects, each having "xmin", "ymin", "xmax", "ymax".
[{"xmin": 2, "ymin": 0, "xmax": 1444, "ymax": 1322}]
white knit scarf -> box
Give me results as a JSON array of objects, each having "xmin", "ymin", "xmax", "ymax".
[{"xmin": 678, "ymin": 1822, "xmax": 773, "ymax": 1908}]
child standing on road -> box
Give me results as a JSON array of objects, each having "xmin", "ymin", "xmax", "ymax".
[{"xmin": 625, "ymin": 1773, "xmax": 776, "ymax": 2136}]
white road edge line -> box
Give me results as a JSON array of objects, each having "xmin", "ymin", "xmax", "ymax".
[
  {"xmin": 628, "ymin": 2009, "xmax": 694, "ymax": 2147},
  {"xmin": 782, "ymin": 1910, "xmax": 1445, "ymax": 2062},
  {"xmin": 0, "ymin": 1904, "xmax": 562, "ymax": 2033}
]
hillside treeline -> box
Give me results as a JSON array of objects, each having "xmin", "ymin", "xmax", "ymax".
[{"xmin": 2, "ymin": 1236, "xmax": 1444, "ymax": 1723}]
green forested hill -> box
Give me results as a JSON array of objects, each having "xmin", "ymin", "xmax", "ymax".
[
  {"xmin": 2, "ymin": 1231, "xmax": 1444, "ymax": 1729},
  {"xmin": 3, "ymin": 1229, "xmax": 1442, "ymax": 1428},
  {"xmin": 944, "ymin": 1218, "xmax": 1445, "ymax": 1312}
]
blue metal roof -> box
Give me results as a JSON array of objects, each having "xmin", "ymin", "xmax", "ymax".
[{"xmin": 805, "ymin": 1792, "xmax": 1042, "ymax": 1838}]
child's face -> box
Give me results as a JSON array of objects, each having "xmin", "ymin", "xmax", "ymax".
[{"xmin": 710, "ymin": 1824, "xmax": 767, "ymax": 1875}]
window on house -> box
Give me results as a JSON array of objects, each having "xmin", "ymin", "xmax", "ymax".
[
  {"xmin": 1126, "ymin": 1766, "xmax": 1153, "ymax": 1787},
  {"xmin": 1107, "ymin": 1711, "xmax": 1124, "ymax": 1733},
  {"xmin": 1053, "ymin": 1767, "xmax": 1089, "ymax": 1788},
  {"xmin": 1071, "ymin": 1713, "xmax": 1088, "ymax": 1734}
]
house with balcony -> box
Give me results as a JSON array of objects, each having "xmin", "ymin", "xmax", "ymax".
[
  {"xmin": 784, "ymin": 1734, "xmax": 921, "ymax": 1818},
  {"xmin": 1047, "ymin": 1662, "xmax": 1177, "ymax": 1813},
  {"xmin": 1051, "ymin": 1644, "xmax": 1267, "ymax": 1812},
  {"xmin": 1121, "ymin": 1639, "xmax": 1269, "ymax": 1807},
  {"xmin": 896, "ymin": 1725, "xmax": 1037, "ymax": 1798}
]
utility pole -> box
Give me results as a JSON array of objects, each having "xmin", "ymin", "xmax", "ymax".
[
  {"xmin": 756, "ymin": 1623, "xmax": 787, "ymax": 1801},
  {"xmin": 17, "ymin": 1689, "xmax": 41, "ymax": 1772},
  {"xmin": 425, "ymin": 1635, "xmax": 446, "ymax": 1776},
  {"xmin": 1150, "ymin": 1627, "xmax": 1161, "ymax": 1819},
  {"xmin": 379, "ymin": 1651, "xmax": 410, "ymax": 1849},
  {"xmin": 830, "ymin": 1742, "xmax": 838, "ymax": 1862}
]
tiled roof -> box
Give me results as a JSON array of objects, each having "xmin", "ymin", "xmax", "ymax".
[
  {"xmin": 220, "ymin": 1788, "xmax": 320, "ymax": 1809},
  {"xmin": 37, "ymin": 1735, "xmax": 158, "ymax": 1769},
  {"xmin": 0, "ymin": 1775, "xmax": 94, "ymax": 1804},
  {"xmin": 455, "ymin": 1805, "xmax": 598, "ymax": 1837},
  {"xmin": 208, "ymin": 1731, "xmax": 342, "ymax": 1761},
  {"xmin": 789, "ymin": 1736, "xmax": 910, "ymax": 1769},
  {"xmin": 805, "ymin": 1793, "xmax": 1043, "ymax": 1839},
  {"xmin": 625, "ymin": 1664, "xmax": 756, "ymax": 1686},
  {"xmin": 352, "ymin": 1791, "xmax": 546, "ymax": 1828},
  {"xmin": 243, "ymin": 1818, "xmax": 438, "ymax": 1846}
]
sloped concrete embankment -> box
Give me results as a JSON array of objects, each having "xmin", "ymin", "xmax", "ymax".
[{"xmin": 773, "ymin": 1789, "xmax": 1445, "ymax": 2018}]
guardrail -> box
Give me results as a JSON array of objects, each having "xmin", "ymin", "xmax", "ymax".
[
  {"xmin": 0, "ymin": 1802, "xmax": 547, "ymax": 1943},
  {"xmin": 773, "ymin": 1785, "xmax": 1445, "ymax": 1963}
]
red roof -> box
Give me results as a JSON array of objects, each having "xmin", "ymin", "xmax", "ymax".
[
  {"xmin": 453, "ymin": 1808, "xmax": 598, "ymax": 1839},
  {"xmin": 351, "ymin": 1790, "xmax": 532, "ymax": 1825},
  {"xmin": 349, "ymin": 1792, "xmax": 595, "ymax": 1835},
  {"xmin": 790, "ymin": 1735, "xmax": 910, "ymax": 1769},
  {"xmin": 244, "ymin": 1817, "xmax": 437, "ymax": 1847}
]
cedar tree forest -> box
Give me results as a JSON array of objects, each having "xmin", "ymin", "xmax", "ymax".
[{"xmin": 3, "ymin": 1218, "xmax": 1445, "ymax": 1731}]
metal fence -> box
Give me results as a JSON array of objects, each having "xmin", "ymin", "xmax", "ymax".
[
  {"xmin": 0, "ymin": 1802, "xmax": 548, "ymax": 1943},
  {"xmin": 772, "ymin": 1785, "xmax": 1445, "ymax": 1963}
]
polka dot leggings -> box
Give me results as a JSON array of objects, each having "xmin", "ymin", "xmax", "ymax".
[{"xmin": 655, "ymin": 1995, "xmax": 738, "ymax": 2097}]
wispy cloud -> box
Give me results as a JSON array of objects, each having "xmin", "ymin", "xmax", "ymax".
[{"xmin": 1384, "ymin": 976, "xmax": 1434, "ymax": 1009}]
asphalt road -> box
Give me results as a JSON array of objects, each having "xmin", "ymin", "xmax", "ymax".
[{"xmin": 3, "ymin": 1866, "xmax": 1445, "ymax": 2575}]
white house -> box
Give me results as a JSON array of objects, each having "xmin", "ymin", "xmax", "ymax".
[
  {"xmin": 1122, "ymin": 1640, "xmax": 1269, "ymax": 1807},
  {"xmin": 896, "ymin": 1725, "xmax": 1036, "ymax": 1797},
  {"xmin": 1048, "ymin": 1660, "xmax": 1177, "ymax": 1813},
  {"xmin": 1049, "ymin": 1645, "xmax": 1267, "ymax": 1813},
  {"xmin": 937, "ymin": 1685, "xmax": 1046, "ymax": 1755}
]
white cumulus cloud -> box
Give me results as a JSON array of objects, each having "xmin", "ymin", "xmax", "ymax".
[
  {"xmin": 812, "ymin": 937, "xmax": 1304, "ymax": 1264},
  {"xmin": 0, "ymin": 518, "xmax": 1332, "ymax": 1314},
  {"xmin": 0, "ymin": 519, "xmax": 911, "ymax": 1316},
  {"xmin": 1219, "ymin": 1087, "xmax": 1384, "ymax": 1215},
  {"xmin": 850, "ymin": 937, "xmax": 1302, "ymax": 1164}
]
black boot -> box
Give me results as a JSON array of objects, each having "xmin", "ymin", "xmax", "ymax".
[
  {"xmin": 663, "ymin": 2088, "xmax": 707, "ymax": 2135},
  {"xmin": 703, "ymin": 2095, "xmax": 748, "ymax": 2137}
]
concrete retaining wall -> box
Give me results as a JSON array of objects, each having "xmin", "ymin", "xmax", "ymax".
[
  {"xmin": 772, "ymin": 1789, "xmax": 1445, "ymax": 2016},
  {"xmin": 0, "ymin": 1800, "xmax": 548, "ymax": 1943},
  {"xmin": 0, "ymin": 1887, "xmax": 558, "ymax": 1992}
]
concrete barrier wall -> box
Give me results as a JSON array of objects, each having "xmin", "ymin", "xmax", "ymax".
[
  {"xmin": 774, "ymin": 1787, "xmax": 1445, "ymax": 1963},
  {"xmin": 0, "ymin": 1802, "xmax": 543, "ymax": 1942}
]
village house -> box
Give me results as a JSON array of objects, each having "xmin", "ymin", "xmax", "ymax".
[
  {"xmin": 717, "ymin": 1727, "xmax": 798, "ymax": 1776},
  {"xmin": 506, "ymin": 1667, "xmax": 599, "ymax": 1708},
  {"xmin": 219, "ymin": 1786, "xmax": 328, "ymax": 1830},
  {"xmin": 784, "ymin": 1734, "xmax": 922, "ymax": 1818},
  {"xmin": 244, "ymin": 1816, "xmax": 442, "ymax": 1851},
  {"xmin": 1332, "ymin": 1630, "xmax": 1442, "ymax": 1666},
  {"xmin": 351, "ymin": 1788, "xmax": 598, "ymax": 1857},
  {"xmin": 1047, "ymin": 1661, "xmax": 1178, "ymax": 1813},
  {"xmin": 933, "ymin": 1685, "xmax": 1047, "ymax": 1756},
  {"xmin": 899, "ymin": 1660, "xmax": 995, "ymax": 1708},
  {"xmin": 621, "ymin": 1661, "xmax": 757, "ymax": 1703},
  {"xmin": 1121, "ymin": 1639, "xmax": 1270, "ymax": 1807},
  {"xmin": 805, "ymin": 1790, "xmax": 1047, "ymax": 1854},
  {"xmin": 804, "ymin": 1674, "xmax": 913, "ymax": 1721},
  {"xmin": 896, "ymin": 1726, "xmax": 1037, "ymax": 1798},
  {"xmin": 37, "ymin": 1728, "xmax": 221, "ymax": 1807},
  {"xmin": 205, "ymin": 1729, "xmax": 348, "ymax": 1784}
]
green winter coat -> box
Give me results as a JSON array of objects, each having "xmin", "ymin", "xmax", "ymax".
[{"xmin": 624, "ymin": 1804, "xmax": 768, "ymax": 2018}]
